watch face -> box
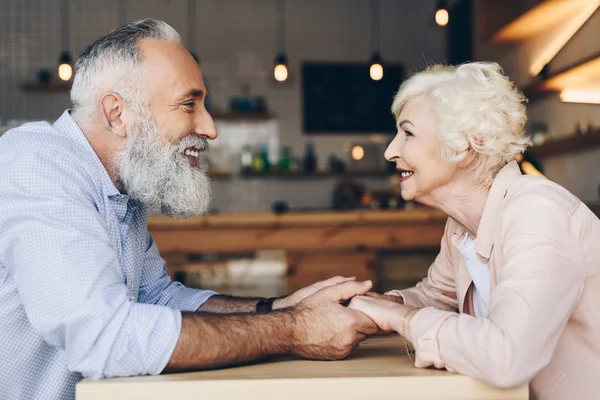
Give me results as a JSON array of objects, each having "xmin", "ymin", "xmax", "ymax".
[{"xmin": 257, "ymin": 297, "xmax": 276, "ymax": 313}]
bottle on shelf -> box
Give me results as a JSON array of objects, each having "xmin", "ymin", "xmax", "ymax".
[
  {"xmin": 251, "ymin": 147, "xmax": 264, "ymax": 173},
  {"xmin": 303, "ymin": 142, "xmax": 317, "ymax": 173},
  {"xmin": 278, "ymin": 146, "xmax": 292, "ymax": 171},
  {"xmin": 240, "ymin": 145, "xmax": 252, "ymax": 174},
  {"xmin": 260, "ymin": 145, "xmax": 270, "ymax": 172}
]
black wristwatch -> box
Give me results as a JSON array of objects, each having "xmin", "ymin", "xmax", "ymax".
[{"xmin": 256, "ymin": 297, "xmax": 278, "ymax": 313}]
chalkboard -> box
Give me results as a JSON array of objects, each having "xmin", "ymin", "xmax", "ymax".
[{"xmin": 302, "ymin": 62, "xmax": 404, "ymax": 134}]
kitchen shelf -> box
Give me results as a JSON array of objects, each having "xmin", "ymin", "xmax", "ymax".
[
  {"xmin": 527, "ymin": 129, "xmax": 600, "ymax": 158},
  {"xmin": 207, "ymin": 170, "xmax": 233, "ymax": 179},
  {"xmin": 239, "ymin": 170, "xmax": 392, "ymax": 179},
  {"xmin": 20, "ymin": 81, "xmax": 72, "ymax": 92},
  {"xmin": 210, "ymin": 110, "xmax": 275, "ymax": 121}
]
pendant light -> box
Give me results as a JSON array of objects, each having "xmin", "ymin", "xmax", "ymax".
[
  {"xmin": 273, "ymin": 0, "xmax": 288, "ymax": 82},
  {"xmin": 58, "ymin": 0, "xmax": 73, "ymax": 81},
  {"xmin": 369, "ymin": 0, "xmax": 383, "ymax": 81},
  {"xmin": 435, "ymin": 0, "xmax": 449, "ymax": 27},
  {"xmin": 187, "ymin": 0, "xmax": 200, "ymax": 64}
]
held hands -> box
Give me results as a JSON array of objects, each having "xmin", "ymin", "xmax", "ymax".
[
  {"xmin": 348, "ymin": 294, "xmax": 414, "ymax": 335},
  {"xmin": 273, "ymin": 276, "xmax": 357, "ymax": 309},
  {"xmin": 290, "ymin": 279, "xmax": 379, "ymax": 360}
]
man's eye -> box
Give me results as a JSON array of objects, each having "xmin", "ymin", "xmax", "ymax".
[{"xmin": 183, "ymin": 101, "xmax": 195, "ymax": 109}]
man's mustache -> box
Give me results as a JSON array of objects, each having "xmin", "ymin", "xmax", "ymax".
[{"xmin": 177, "ymin": 134, "xmax": 209, "ymax": 153}]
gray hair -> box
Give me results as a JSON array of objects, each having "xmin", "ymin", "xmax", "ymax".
[{"xmin": 71, "ymin": 19, "xmax": 181, "ymax": 127}]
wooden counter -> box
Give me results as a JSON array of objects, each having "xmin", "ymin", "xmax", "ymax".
[
  {"xmin": 148, "ymin": 208, "xmax": 448, "ymax": 288},
  {"xmin": 148, "ymin": 208, "xmax": 448, "ymax": 254},
  {"xmin": 76, "ymin": 336, "xmax": 528, "ymax": 400}
]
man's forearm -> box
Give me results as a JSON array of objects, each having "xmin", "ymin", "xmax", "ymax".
[
  {"xmin": 164, "ymin": 310, "xmax": 295, "ymax": 372},
  {"xmin": 198, "ymin": 294, "xmax": 287, "ymax": 313},
  {"xmin": 198, "ymin": 294, "xmax": 261, "ymax": 313}
]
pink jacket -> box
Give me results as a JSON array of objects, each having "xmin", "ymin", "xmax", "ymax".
[{"xmin": 389, "ymin": 161, "xmax": 600, "ymax": 400}]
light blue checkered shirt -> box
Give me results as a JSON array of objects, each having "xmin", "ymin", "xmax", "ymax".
[{"xmin": 0, "ymin": 111, "xmax": 217, "ymax": 400}]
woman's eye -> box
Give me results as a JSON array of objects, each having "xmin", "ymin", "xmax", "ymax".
[{"xmin": 405, "ymin": 130, "xmax": 414, "ymax": 137}]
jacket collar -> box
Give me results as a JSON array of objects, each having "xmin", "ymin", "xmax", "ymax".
[{"xmin": 451, "ymin": 160, "xmax": 523, "ymax": 260}]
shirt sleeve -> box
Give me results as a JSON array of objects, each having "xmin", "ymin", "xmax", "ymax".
[
  {"xmin": 0, "ymin": 147, "xmax": 182, "ymax": 379},
  {"xmin": 386, "ymin": 218, "xmax": 458, "ymax": 311},
  {"xmin": 407, "ymin": 193, "xmax": 585, "ymax": 389},
  {"xmin": 137, "ymin": 232, "xmax": 218, "ymax": 311}
]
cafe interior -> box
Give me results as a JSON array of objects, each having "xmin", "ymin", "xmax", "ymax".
[{"xmin": 2, "ymin": 0, "xmax": 600, "ymax": 330}]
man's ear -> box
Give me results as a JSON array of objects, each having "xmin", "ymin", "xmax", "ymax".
[
  {"xmin": 458, "ymin": 146, "xmax": 477, "ymax": 169},
  {"xmin": 100, "ymin": 93, "xmax": 128, "ymax": 138}
]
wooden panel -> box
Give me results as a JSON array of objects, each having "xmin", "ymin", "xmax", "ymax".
[
  {"xmin": 479, "ymin": 0, "xmax": 541, "ymax": 42},
  {"xmin": 148, "ymin": 208, "xmax": 448, "ymax": 229},
  {"xmin": 149, "ymin": 209, "xmax": 447, "ymax": 254},
  {"xmin": 285, "ymin": 251, "xmax": 375, "ymax": 292},
  {"xmin": 151, "ymin": 224, "xmax": 445, "ymax": 253}
]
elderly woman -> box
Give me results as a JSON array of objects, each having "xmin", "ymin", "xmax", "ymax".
[{"xmin": 349, "ymin": 62, "xmax": 600, "ymax": 399}]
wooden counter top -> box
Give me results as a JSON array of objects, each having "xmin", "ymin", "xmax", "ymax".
[
  {"xmin": 148, "ymin": 207, "xmax": 449, "ymax": 229},
  {"xmin": 76, "ymin": 336, "xmax": 528, "ymax": 400},
  {"xmin": 148, "ymin": 208, "xmax": 449, "ymax": 254}
]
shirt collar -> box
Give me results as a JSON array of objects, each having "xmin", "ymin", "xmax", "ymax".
[
  {"xmin": 52, "ymin": 110, "xmax": 122, "ymax": 199},
  {"xmin": 450, "ymin": 160, "xmax": 522, "ymax": 260}
]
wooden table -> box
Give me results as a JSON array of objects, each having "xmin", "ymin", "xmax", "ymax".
[{"xmin": 76, "ymin": 336, "xmax": 528, "ymax": 400}]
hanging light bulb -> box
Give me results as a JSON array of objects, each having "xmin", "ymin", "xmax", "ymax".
[
  {"xmin": 273, "ymin": 0, "xmax": 289, "ymax": 83},
  {"xmin": 368, "ymin": 0, "xmax": 383, "ymax": 81},
  {"xmin": 370, "ymin": 53, "xmax": 383, "ymax": 81},
  {"xmin": 58, "ymin": 50, "xmax": 73, "ymax": 81},
  {"xmin": 187, "ymin": 0, "xmax": 200, "ymax": 65},
  {"xmin": 274, "ymin": 52, "xmax": 288, "ymax": 82},
  {"xmin": 435, "ymin": 0, "xmax": 449, "ymax": 27},
  {"xmin": 352, "ymin": 145, "xmax": 365, "ymax": 161},
  {"xmin": 57, "ymin": 0, "xmax": 73, "ymax": 81}
]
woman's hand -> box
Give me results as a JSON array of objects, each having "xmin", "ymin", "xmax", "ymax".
[
  {"xmin": 348, "ymin": 295, "xmax": 415, "ymax": 335},
  {"xmin": 365, "ymin": 291, "xmax": 405, "ymax": 304}
]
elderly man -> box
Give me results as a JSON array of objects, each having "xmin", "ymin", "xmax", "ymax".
[{"xmin": 0, "ymin": 19, "xmax": 377, "ymax": 400}]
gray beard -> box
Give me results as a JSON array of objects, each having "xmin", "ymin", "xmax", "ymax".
[{"xmin": 116, "ymin": 110, "xmax": 211, "ymax": 218}]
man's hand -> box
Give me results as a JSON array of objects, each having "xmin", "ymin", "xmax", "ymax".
[
  {"xmin": 273, "ymin": 276, "xmax": 357, "ymax": 310},
  {"xmin": 290, "ymin": 280, "xmax": 379, "ymax": 360}
]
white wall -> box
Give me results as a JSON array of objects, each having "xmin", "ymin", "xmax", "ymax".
[
  {"xmin": 0, "ymin": 0, "xmax": 446, "ymax": 211},
  {"xmin": 0, "ymin": 0, "xmax": 446, "ymax": 167}
]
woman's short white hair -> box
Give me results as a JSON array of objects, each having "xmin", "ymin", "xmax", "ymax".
[
  {"xmin": 71, "ymin": 19, "xmax": 181, "ymax": 128},
  {"xmin": 391, "ymin": 62, "xmax": 531, "ymax": 181}
]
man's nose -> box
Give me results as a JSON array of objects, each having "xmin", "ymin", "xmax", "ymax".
[{"xmin": 194, "ymin": 111, "xmax": 217, "ymax": 140}]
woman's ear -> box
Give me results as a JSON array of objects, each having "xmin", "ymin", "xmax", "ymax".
[{"xmin": 459, "ymin": 146, "xmax": 477, "ymax": 169}]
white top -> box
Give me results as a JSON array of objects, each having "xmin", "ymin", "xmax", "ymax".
[{"xmin": 457, "ymin": 233, "xmax": 491, "ymax": 318}]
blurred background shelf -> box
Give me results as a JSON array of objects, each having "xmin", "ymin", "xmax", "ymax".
[
  {"xmin": 238, "ymin": 169, "xmax": 392, "ymax": 179},
  {"xmin": 20, "ymin": 81, "xmax": 72, "ymax": 92},
  {"xmin": 523, "ymin": 52, "xmax": 600, "ymax": 101},
  {"xmin": 207, "ymin": 170, "xmax": 233, "ymax": 179},
  {"xmin": 211, "ymin": 110, "xmax": 275, "ymax": 121},
  {"xmin": 527, "ymin": 130, "xmax": 600, "ymax": 158}
]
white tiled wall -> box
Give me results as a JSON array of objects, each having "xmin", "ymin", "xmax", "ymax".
[{"xmin": 0, "ymin": 0, "xmax": 446, "ymax": 211}]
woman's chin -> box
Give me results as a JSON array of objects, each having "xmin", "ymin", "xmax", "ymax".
[{"xmin": 400, "ymin": 190, "xmax": 416, "ymax": 202}]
